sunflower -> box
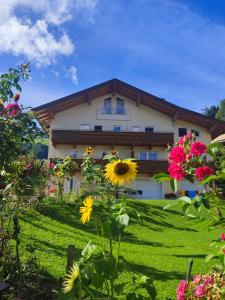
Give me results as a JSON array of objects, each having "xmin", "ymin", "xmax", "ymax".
[
  {"xmin": 85, "ymin": 146, "xmax": 94, "ymax": 155},
  {"xmin": 63, "ymin": 264, "xmax": 80, "ymax": 293},
  {"xmin": 80, "ymin": 196, "xmax": 93, "ymax": 224},
  {"xmin": 105, "ymin": 159, "xmax": 137, "ymax": 186}
]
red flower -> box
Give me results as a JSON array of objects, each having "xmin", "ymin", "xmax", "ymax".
[
  {"xmin": 169, "ymin": 146, "xmax": 186, "ymax": 164},
  {"xmin": 195, "ymin": 166, "xmax": 214, "ymax": 181},
  {"xmin": 5, "ymin": 103, "xmax": 20, "ymax": 116},
  {"xmin": 14, "ymin": 93, "xmax": 20, "ymax": 102},
  {"xmin": 221, "ymin": 233, "xmax": 225, "ymax": 241},
  {"xmin": 168, "ymin": 163, "xmax": 186, "ymax": 180},
  {"xmin": 48, "ymin": 186, "xmax": 57, "ymax": 193},
  {"xmin": 178, "ymin": 137, "xmax": 185, "ymax": 145},
  {"xmin": 190, "ymin": 141, "xmax": 207, "ymax": 157}
]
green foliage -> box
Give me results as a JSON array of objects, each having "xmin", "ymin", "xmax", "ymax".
[
  {"xmin": 202, "ymin": 105, "xmax": 219, "ymax": 118},
  {"xmin": 216, "ymin": 99, "xmax": 225, "ymax": 121}
]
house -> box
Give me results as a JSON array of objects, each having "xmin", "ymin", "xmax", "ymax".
[{"xmin": 34, "ymin": 79, "xmax": 225, "ymax": 199}]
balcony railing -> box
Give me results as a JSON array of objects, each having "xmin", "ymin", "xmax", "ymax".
[
  {"xmin": 51, "ymin": 130, "xmax": 174, "ymax": 147},
  {"xmin": 100, "ymin": 108, "xmax": 127, "ymax": 115},
  {"xmin": 50, "ymin": 158, "xmax": 169, "ymax": 174}
]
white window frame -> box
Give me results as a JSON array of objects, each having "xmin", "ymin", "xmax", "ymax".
[
  {"xmin": 80, "ymin": 124, "xmax": 91, "ymax": 130},
  {"xmin": 132, "ymin": 126, "xmax": 141, "ymax": 132}
]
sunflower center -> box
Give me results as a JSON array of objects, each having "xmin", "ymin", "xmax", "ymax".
[{"xmin": 114, "ymin": 162, "xmax": 129, "ymax": 175}]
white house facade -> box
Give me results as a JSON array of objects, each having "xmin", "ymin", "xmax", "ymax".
[{"xmin": 34, "ymin": 79, "xmax": 225, "ymax": 199}]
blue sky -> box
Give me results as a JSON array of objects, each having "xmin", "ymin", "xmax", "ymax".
[{"xmin": 1, "ymin": 0, "xmax": 225, "ymax": 112}]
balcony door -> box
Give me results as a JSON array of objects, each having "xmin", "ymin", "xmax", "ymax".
[
  {"xmin": 104, "ymin": 98, "xmax": 112, "ymax": 114},
  {"xmin": 116, "ymin": 98, "xmax": 125, "ymax": 114}
]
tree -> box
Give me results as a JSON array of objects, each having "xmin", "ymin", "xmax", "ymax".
[
  {"xmin": 216, "ymin": 99, "xmax": 225, "ymax": 121},
  {"xmin": 202, "ymin": 105, "xmax": 219, "ymax": 118}
]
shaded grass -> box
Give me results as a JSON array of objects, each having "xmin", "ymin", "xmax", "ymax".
[{"xmin": 19, "ymin": 200, "xmax": 221, "ymax": 299}]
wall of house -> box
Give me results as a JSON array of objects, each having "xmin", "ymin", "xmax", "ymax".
[
  {"xmin": 51, "ymin": 93, "xmax": 173, "ymax": 132},
  {"xmin": 174, "ymin": 120, "xmax": 211, "ymax": 145}
]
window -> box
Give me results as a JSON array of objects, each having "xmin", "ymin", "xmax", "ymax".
[
  {"xmin": 116, "ymin": 98, "xmax": 125, "ymax": 114},
  {"xmin": 103, "ymin": 98, "xmax": 112, "ymax": 114},
  {"xmin": 102, "ymin": 151, "xmax": 107, "ymax": 159},
  {"xmin": 80, "ymin": 124, "xmax": 90, "ymax": 130},
  {"xmin": 140, "ymin": 152, "xmax": 158, "ymax": 160},
  {"xmin": 145, "ymin": 127, "xmax": 154, "ymax": 132},
  {"xmin": 69, "ymin": 150, "xmax": 77, "ymax": 159},
  {"xmin": 132, "ymin": 126, "xmax": 141, "ymax": 132},
  {"xmin": 69, "ymin": 178, "xmax": 74, "ymax": 191},
  {"xmin": 140, "ymin": 152, "xmax": 147, "ymax": 160},
  {"xmin": 148, "ymin": 152, "xmax": 157, "ymax": 160},
  {"xmin": 178, "ymin": 128, "xmax": 187, "ymax": 137},
  {"xmin": 191, "ymin": 129, "xmax": 200, "ymax": 137},
  {"xmin": 95, "ymin": 125, "xmax": 102, "ymax": 132},
  {"xmin": 113, "ymin": 125, "xmax": 121, "ymax": 132}
]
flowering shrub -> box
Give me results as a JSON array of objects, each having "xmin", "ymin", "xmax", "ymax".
[
  {"xmin": 49, "ymin": 156, "xmax": 77, "ymax": 202},
  {"xmin": 177, "ymin": 272, "xmax": 225, "ymax": 299},
  {"xmin": 154, "ymin": 132, "xmax": 225, "ymax": 298}
]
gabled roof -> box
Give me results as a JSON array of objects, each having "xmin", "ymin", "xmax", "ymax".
[{"xmin": 33, "ymin": 78, "xmax": 225, "ymax": 138}]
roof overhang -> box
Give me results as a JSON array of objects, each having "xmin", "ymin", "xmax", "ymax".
[{"xmin": 33, "ymin": 78, "xmax": 225, "ymax": 139}]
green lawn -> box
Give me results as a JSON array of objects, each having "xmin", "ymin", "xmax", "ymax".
[{"xmin": 19, "ymin": 200, "xmax": 221, "ymax": 299}]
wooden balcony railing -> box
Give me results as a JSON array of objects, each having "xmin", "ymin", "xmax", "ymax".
[
  {"xmin": 51, "ymin": 130, "xmax": 174, "ymax": 147},
  {"xmin": 51, "ymin": 158, "xmax": 168, "ymax": 174}
]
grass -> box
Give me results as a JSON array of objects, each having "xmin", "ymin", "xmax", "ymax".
[{"xmin": 19, "ymin": 199, "xmax": 221, "ymax": 299}]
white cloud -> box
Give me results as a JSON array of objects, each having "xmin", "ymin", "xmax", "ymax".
[
  {"xmin": 68, "ymin": 65, "xmax": 78, "ymax": 85},
  {"xmin": 0, "ymin": 0, "xmax": 97, "ymax": 66}
]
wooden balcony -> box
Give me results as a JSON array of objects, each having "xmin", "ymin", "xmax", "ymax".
[
  {"xmin": 51, "ymin": 130, "xmax": 174, "ymax": 147},
  {"xmin": 70, "ymin": 159, "xmax": 169, "ymax": 174}
]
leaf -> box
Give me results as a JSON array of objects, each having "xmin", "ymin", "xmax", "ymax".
[
  {"xmin": 163, "ymin": 201, "xmax": 178, "ymax": 210},
  {"xmin": 205, "ymin": 253, "xmax": 217, "ymax": 263},
  {"xmin": 81, "ymin": 241, "xmax": 97, "ymax": 260},
  {"xmin": 178, "ymin": 196, "xmax": 192, "ymax": 204},
  {"xmin": 200, "ymin": 175, "xmax": 217, "ymax": 185},
  {"xmin": 170, "ymin": 178, "xmax": 178, "ymax": 192},
  {"xmin": 117, "ymin": 214, "xmax": 129, "ymax": 227},
  {"xmin": 153, "ymin": 172, "xmax": 170, "ymax": 182}
]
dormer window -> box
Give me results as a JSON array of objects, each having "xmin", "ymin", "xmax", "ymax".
[
  {"xmin": 103, "ymin": 98, "xmax": 112, "ymax": 114},
  {"xmin": 116, "ymin": 98, "xmax": 125, "ymax": 115}
]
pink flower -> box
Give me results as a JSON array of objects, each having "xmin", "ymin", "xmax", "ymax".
[
  {"xmin": 204, "ymin": 276, "xmax": 214, "ymax": 286},
  {"xmin": 190, "ymin": 141, "xmax": 207, "ymax": 157},
  {"xmin": 168, "ymin": 163, "xmax": 186, "ymax": 180},
  {"xmin": 193, "ymin": 275, "xmax": 201, "ymax": 285},
  {"xmin": 194, "ymin": 284, "xmax": 207, "ymax": 298},
  {"xmin": 176, "ymin": 280, "xmax": 188, "ymax": 300},
  {"xmin": 195, "ymin": 166, "xmax": 214, "ymax": 181},
  {"xmin": 48, "ymin": 162, "xmax": 55, "ymax": 169},
  {"xmin": 5, "ymin": 102, "xmax": 20, "ymax": 116},
  {"xmin": 169, "ymin": 146, "xmax": 186, "ymax": 164},
  {"xmin": 186, "ymin": 131, "xmax": 192, "ymax": 139},
  {"xmin": 221, "ymin": 233, "xmax": 225, "ymax": 241},
  {"xmin": 14, "ymin": 93, "xmax": 20, "ymax": 102},
  {"xmin": 178, "ymin": 137, "xmax": 185, "ymax": 145}
]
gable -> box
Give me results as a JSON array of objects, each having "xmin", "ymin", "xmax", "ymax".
[{"xmin": 33, "ymin": 78, "xmax": 225, "ymax": 138}]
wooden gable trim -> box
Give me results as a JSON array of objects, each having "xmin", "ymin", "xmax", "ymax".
[{"xmin": 33, "ymin": 78, "xmax": 225, "ymax": 138}]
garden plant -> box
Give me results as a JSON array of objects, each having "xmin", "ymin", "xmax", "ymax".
[
  {"xmin": 154, "ymin": 131, "xmax": 225, "ymax": 299},
  {"xmin": 62, "ymin": 148, "xmax": 156, "ymax": 299}
]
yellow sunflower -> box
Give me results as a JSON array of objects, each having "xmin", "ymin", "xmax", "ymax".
[
  {"xmin": 85, "ymin": 146, "xmax": 94, "ymax": 155},
  {"xmin": 80, "ymin": 196, "xmax": 93, "ymax": 224},
  {"xmin": 63, "ymin": 264, "xmax": 80, "ymax": 293},
  {"xmin": 105, "ymin": 159, "xmax": 137, "ymax": 186}
]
